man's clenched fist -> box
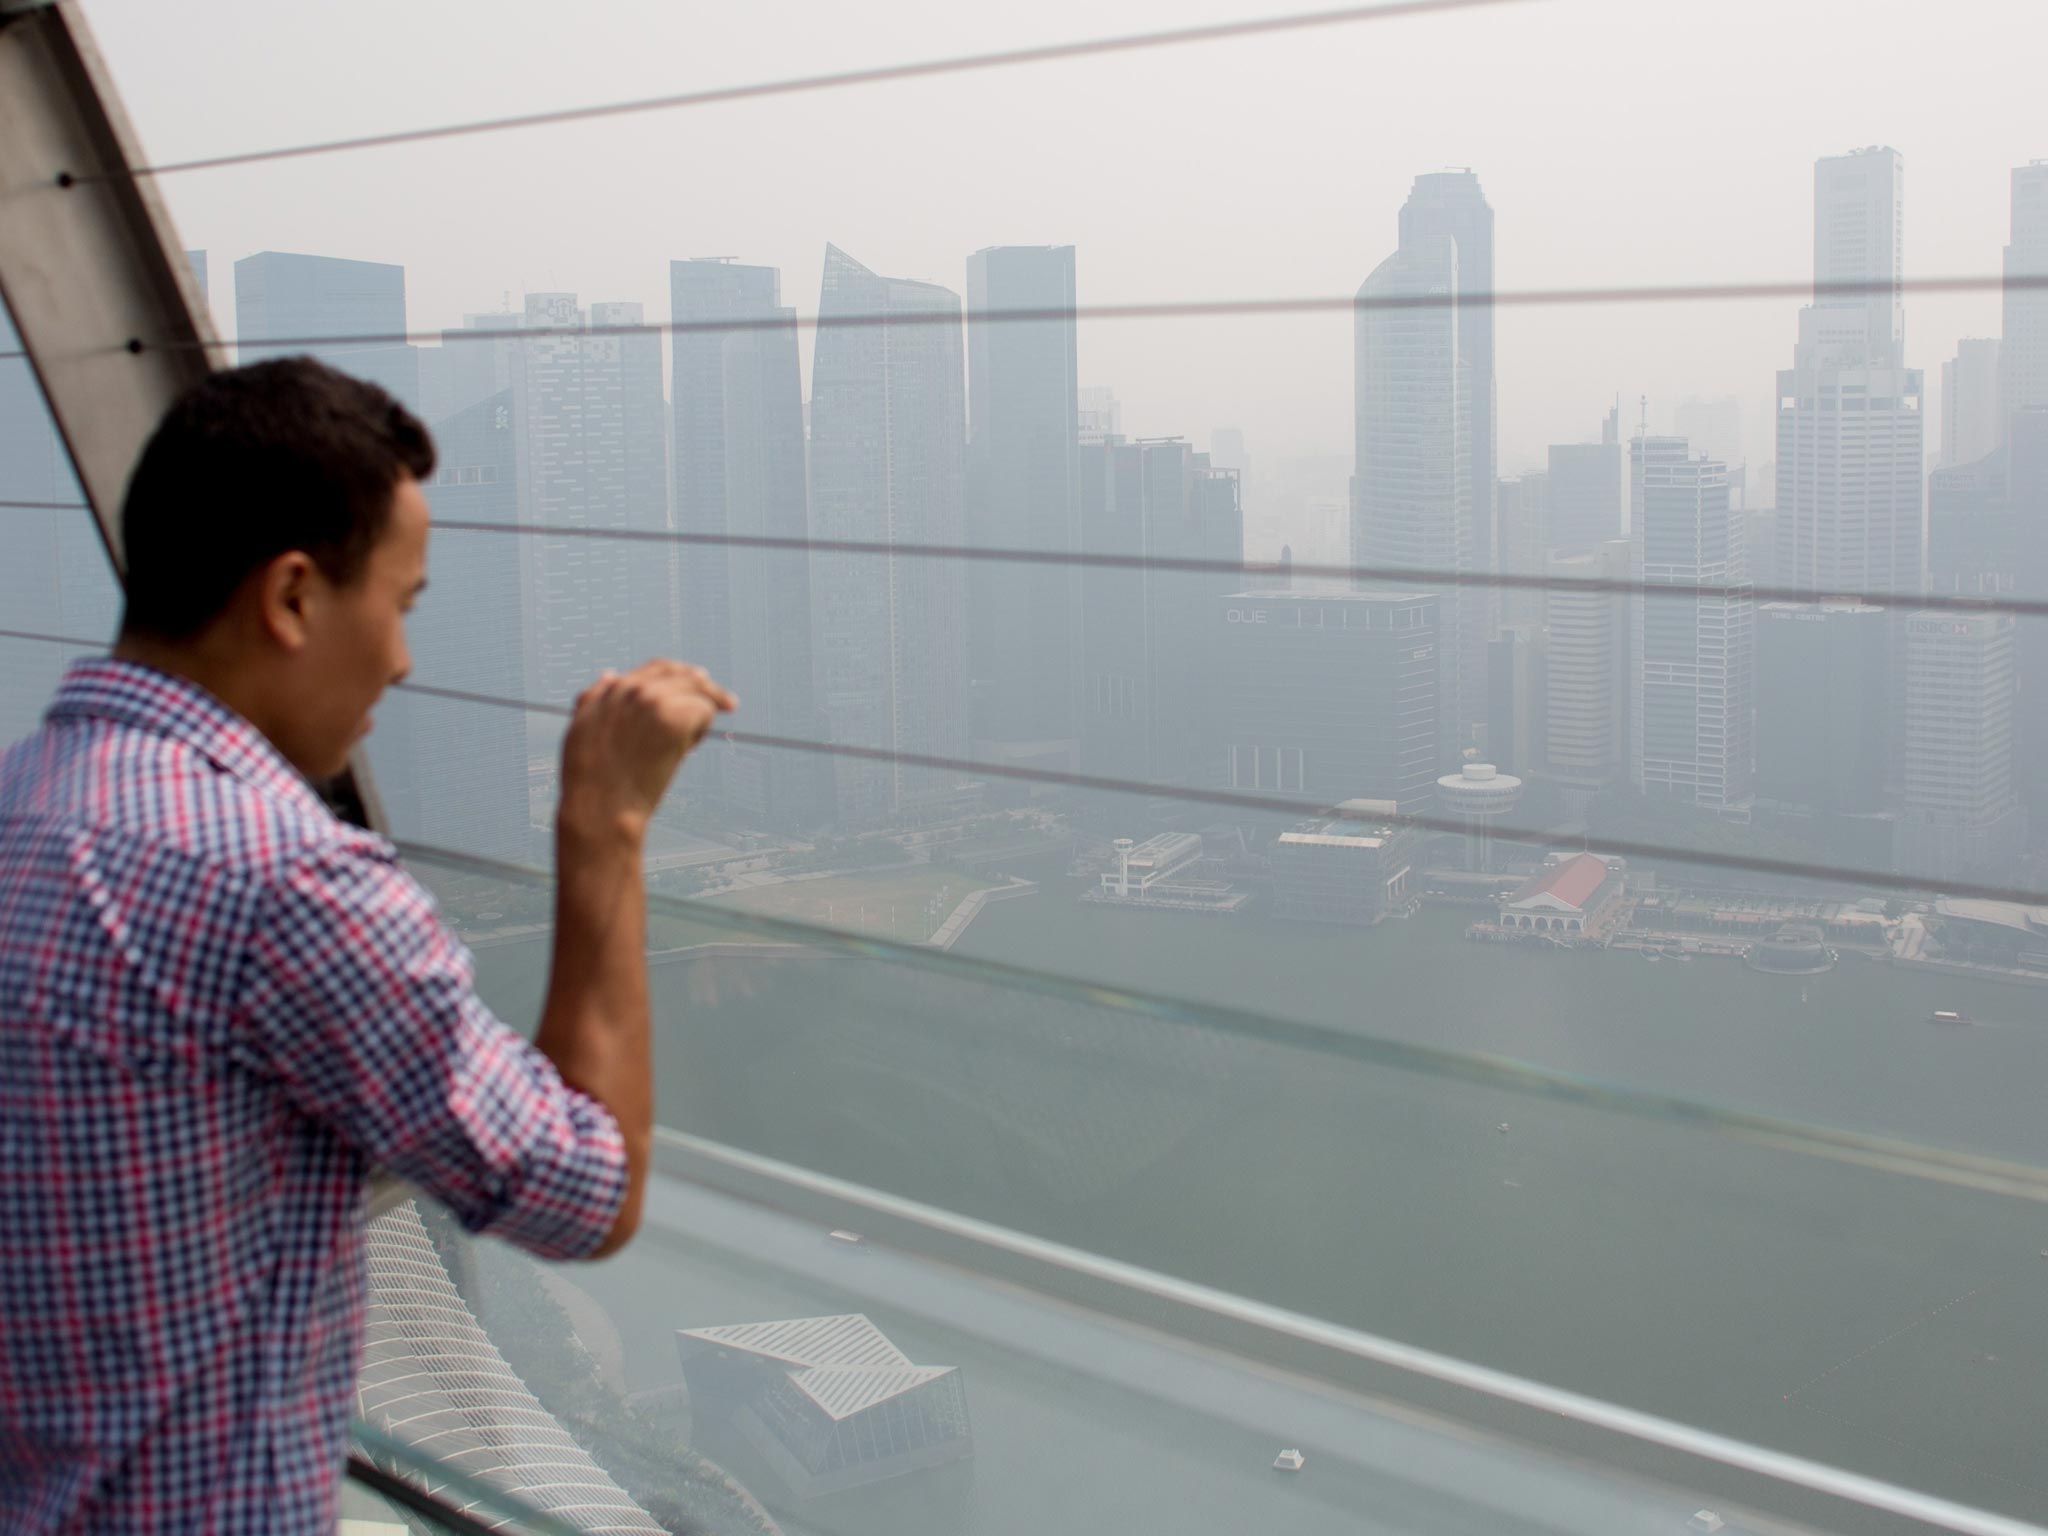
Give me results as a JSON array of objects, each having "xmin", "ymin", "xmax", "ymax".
[{"xmin": 558, "ymin": 660, "xmax": 736, "ymax": 843}]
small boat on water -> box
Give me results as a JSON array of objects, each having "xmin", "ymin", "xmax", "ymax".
[
  {"xmin": 1272, "ymin": 1448, "xmax": 1307, "ymax": 1473},
  {"xmin": 1929, "ymin": 1009, "xmax": 1974, "ymax": 1026}
]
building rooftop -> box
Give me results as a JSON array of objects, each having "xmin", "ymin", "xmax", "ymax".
[
  {"xmin": 1278, "ymin": 831, "xmax": 1388, "ymax": 850},
  {"xmin": 1934, "ymin": 897, "xmax": 2048, "ymax": 934},
  {"xmin": 1506, "ymin": 854, "xmax": 1612, "ymax": 913},
  {"xmin": 678, "ymin": 1314, "xmax": 959, "ymax": 1421}
]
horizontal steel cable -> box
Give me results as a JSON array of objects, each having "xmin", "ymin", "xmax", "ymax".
[
  {"xmin": 9, "ymin": 499, "xmax": 2035, "ymax": 620},
  {"xmin": 402, "ymin": 837, "xmax": 2048, "ymax": 1211},
  {"xmin": 390, "ymin": 678, "xmax": 2048, "ymax": 907},
  {"xmin": 431, "ymin": 515, "xmax": 2048, "ymax": 620},
  {"xmin": 2, "ymin": 273, "xmax": 2038, "ymax": 365},
  {"xmin": 149, "ymin": 272, "xmax": 2048, "ymax": 354},
  {"xmin": 7, "ymin": 614, "xmax": 2039, "ymax": 905},
  {"xmin": 98, "ymin": 0, "xmax": 1534, "ymax": 180}
]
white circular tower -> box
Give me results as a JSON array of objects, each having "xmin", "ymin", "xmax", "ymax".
[{"xmin": 1435, "ymin": 762, "xmax": 1523, "ymax": 871}]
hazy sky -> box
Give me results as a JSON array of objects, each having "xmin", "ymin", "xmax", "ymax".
[{"xmin": 80, "ymin": 0, "xmax": 2048, "ymax": 477}]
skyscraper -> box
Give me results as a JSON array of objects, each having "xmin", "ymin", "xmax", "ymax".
[
  {"xmin": 1208, "ymin": 428, "xmax": 1251, "ymax": 501},
  {"xmin": 233, "ymin": 250, "xmax": 419, "ymax": 411},
  {"xmin": 1942, "ymin": 338, "xmax": 2003, "ymax": 468},
  {"xmin": 2001, "ymin": 162, "xmax": 2048, "ymax": 425},
  {"xmin": 1775, "ymin": 148, "xmax": 1925, "ymax": 598},
  {"xmin": 1927, "ymin": 441, "xmax": 2013, "ymax": 595},
  {"xmin": 2008, "ymin": 408, "xmax": 2048, "ymax": 846},
  {"xmin": 1076, "ymin": 438, "xmax": 1242, "ymax": 795},
  {"xmin": 1811, "ymin": 147, "xmax": 1905, "ymax": 367},
  {"xmin": 965, "ymin": 245, "xmax": 1080, "ymax": 771},
  {"xmin": 511, "ymin": 293, "xmax": 671, "ymax": 710},
  {"xmin": 1216, "ymin": 589, "xmax": 1440, "ymax": 814},
  {"xmin": 808, "ymin": 245, "xmax": 969, "ymax": 820},
  {"xmin": 670, "ymin": 260, "xmax": 829, "ymax": 827},
  {"xmin": 596, "ymin": 300, "xmax": 675, "ymax": 667},
  {"xmin": 1354, "ymin": 218, "xmax": 1478, "ymax": 763},
  {"xmin": 1632, "ymin": 437, "xmax": 1752, "ymax": 811},
  {"xmin": 1077, "ymin": 386, "xmax": 1121, "ymax": 445},
  {"xmin": 1399, "ymin": 170, "xmax": 1497, "ymax": 574},
  {"xmin": 1673, "ymin": 397, "xmax": 1745, "ymax": 475},
  {"xmin": 1546, "ymin": 406, "xmax": 1625, "ymax": 552},
  {"xmin": 1896, "ymin": 609, "xmax": 2022, "ymax": 881},
  {"xmin": 365, "ymin": 388, "xmax": 534, "ymax": 860},
  {"xmin": 672, "ymin": 262, "xmax": 776, "ymax": 705},
  {"xmin": 1754, "ymin": 601, "xmax": 1888, "ymax": 817},
  {"xmin": 1486, "ymin": 624, "xmax": 1543, "ymax": 777},
  {"xmin": 1542, "ymin": 539, "xmax": 1630, "ymax": 798},
  {"xmin": 1494, "ymin": 473, "xmax": 1548, "ymax": 628}
]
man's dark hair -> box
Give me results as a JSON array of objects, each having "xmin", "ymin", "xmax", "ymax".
[{"xmin": 120, "ymin": 356, "xmax": 435, "ymax": 639}]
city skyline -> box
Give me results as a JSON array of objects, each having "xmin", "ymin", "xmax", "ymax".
[
  {"xmin": 94, "ymin": 0, "xmax": 2047, "ymax": 475},
  {"xmin": 7, "ymin": 139, "xmax": 2047, "ymax": 890}
]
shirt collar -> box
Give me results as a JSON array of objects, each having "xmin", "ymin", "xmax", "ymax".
[{"xmin": 47, "ymin": 657, "xmax": 331, "ymax": 818}]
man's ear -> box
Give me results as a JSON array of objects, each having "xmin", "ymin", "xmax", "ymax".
[{"xmin": 253, "ymin": 551, "xmax": 319, "ymax": 653}]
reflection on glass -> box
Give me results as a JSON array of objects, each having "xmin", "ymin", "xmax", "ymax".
[
  {"xmin": 0, "ymin": 301, "xmax": 119, "ymax": 745},
  {"xmin": 10, "ymin": 6, "xmax": 2048, "ymax": 1529},
  {"xmin": 397, "ymin": 850, "xmax": 2048, "ymax": 1531}
]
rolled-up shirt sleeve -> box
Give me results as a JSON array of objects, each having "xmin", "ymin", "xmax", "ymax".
[{"xmin": 240, "ymin": 839, "xmax": 627, "ymax": 1260}]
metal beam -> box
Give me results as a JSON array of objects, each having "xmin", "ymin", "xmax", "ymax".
[{"xmin": 0, "ymin": 0, "xmax": 385, "ymax": 830}]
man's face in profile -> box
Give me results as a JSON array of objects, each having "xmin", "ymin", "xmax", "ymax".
[{"xmin": 289, "ymin": 474, "xmax": 430, "ymax": 781}]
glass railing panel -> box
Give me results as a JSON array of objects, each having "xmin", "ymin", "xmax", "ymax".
[
  {"xmin": 404, "ymin": 846, "xmax": 2048, "ymax": 1527},
  {"xmin": 371, "ymin": 1163, "xmax": 1900, "ymax": 1536}
]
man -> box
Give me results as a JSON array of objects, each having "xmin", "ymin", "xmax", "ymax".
[{"xmin": 0, "ymin": 358, "xmax": 733, "ymax": 1532}]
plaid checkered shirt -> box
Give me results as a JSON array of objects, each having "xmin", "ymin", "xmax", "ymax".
[{"xmin": 0, "ymin": 660, "xmax": 627, "ymax": 1532}]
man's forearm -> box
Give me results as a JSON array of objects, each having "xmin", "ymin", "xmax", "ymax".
[{"xmin": 533, "ymin": 810, "xmax": 652, "ymax": 1254}]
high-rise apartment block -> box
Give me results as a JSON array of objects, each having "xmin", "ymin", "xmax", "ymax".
[
  {"xmin": 512, "ymin": 293, "xmax": 671, "ymax": 710},
  {"xmin": 1631, "ymin": 438, "xmax": 1752, "ymax": 811}
]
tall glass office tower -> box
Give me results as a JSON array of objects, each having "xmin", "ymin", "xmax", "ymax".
[
  {"xmin": 1775, "ymin": 148, "xmax": 1924, "ymax": 598},
  {"xmin": 965, "ymin": 244, "xmax": 1080, "ymax": 773},
  {"xmin": 1631, "ymin": 436, "xmax": 1752, "ymax": 811},
  {"xmin": 808, "ymin": 245, "xmax": 969, "ymax": 820},
  {"xmin": 671, "ymin": 258, "xmax": 828, "ymax": 828},
  {"xmin": 1353, "ymin": 230, "xmax": 1476, "ymax": 766}
]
